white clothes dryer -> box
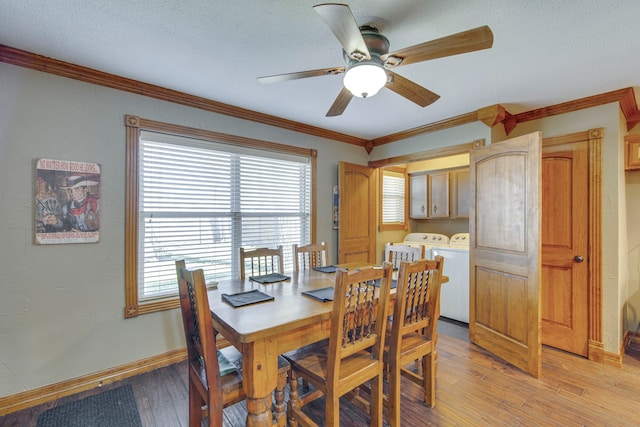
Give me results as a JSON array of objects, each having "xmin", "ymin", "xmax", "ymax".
[{"xmin": 432, "ymin": 233, "xmax": 469, "ymax": 323}]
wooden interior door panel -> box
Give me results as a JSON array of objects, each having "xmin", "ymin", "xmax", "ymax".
[
  {"xmin": 541, "ymin": 140, "xmax": 589, "ymax": 356},
  {"xmin": 338, "ymin": 162, "xmax": 376, "ymax": 264},
  {"xmin": 470, "ymin": 132, "xmax": 542, "ymax": 378}
]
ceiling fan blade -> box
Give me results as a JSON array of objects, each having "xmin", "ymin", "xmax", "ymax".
[
  {"xmin": 385, "ymin": 71, "xmax": 440, "ymax": 107},
  {"xmin": 381, "ymin": 25, "xmax": 494, "ymax": 67},
  {"xmin": 258, "ymin": 66, "xmax": 345, "ymax": 84},
  {"xmin": 326, "ymin": 87, "xmax": 353, "ymax": 117},
  {"xmin": 313, "ymin": 3, "xmax": 370, "ymax": 60}
]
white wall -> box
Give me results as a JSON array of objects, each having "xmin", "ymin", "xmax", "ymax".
[{"xmin": 0, "ymin": 62, "xmax": 367, "ymax": 398}]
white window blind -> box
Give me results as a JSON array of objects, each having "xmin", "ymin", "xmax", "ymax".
[
  {"xmin": 381, "ymin": 170, "xmax": 405, "ymax": 224},
  {"xmin": 138, "ymin": 131, "xmax": 311, "ymax": 301}
]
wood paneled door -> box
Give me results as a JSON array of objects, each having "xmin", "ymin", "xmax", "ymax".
[
  {"xmin": 469, "ymin": 132, "xmax": 542, "ymax": 378},
  {"xmin": 541, "ymin": 138, "xmax": 589, "ymax": 356},
  {"xmin": 338, "ymin": 162, "xmax": 377, "ymax": 264}
]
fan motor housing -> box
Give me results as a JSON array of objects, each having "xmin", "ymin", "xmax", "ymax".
[{"xmin": 343, "ymin": 25, "xmax": 389, "ymax": 66}]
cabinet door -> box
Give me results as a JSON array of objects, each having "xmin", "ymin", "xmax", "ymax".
[
  {"xmin": 410, "ymin": 174, "xmax": 427, "ymax": 218},
  {"xmin": 427, "ymin": 172, "xmax": 449, "ymax": 218},
  {"xmin": 451, "ymin": 168, "xmax": 470, "ymax": 218}
]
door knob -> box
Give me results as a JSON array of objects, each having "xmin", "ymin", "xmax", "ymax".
[{"xmin": 574, "ymin": 255, "xmax": 584, "ymax": 263}]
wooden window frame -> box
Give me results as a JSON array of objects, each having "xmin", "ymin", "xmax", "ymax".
[
  {"xmin": 124, "ymin": 115, "xmax": 317, "ymax": 317},
  {"xmin": 378, "ymin": 166, "xmax": 408, "ymax": 232}
]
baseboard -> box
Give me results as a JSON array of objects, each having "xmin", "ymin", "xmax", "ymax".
[{"xmin": 0, "ymin": 348, "xmax": 186, "ymax": 416}]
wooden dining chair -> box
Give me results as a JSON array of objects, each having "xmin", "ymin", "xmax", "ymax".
[
  {"xmin": 176, "ymin": 260, "xmax": 290, "ymax": 426},
  {"xmin": 239, "ymin": 246, "xmax": 285, "ymax": 279},
  {"xmin": 285, "ymin": 263, "xmax": 394, "ymax": 427},
  {"xmin": 292, "ymin": 242, "xmax": 329, "ymax": 272},
  {"xmin": 384, "ymin": 256, "xmax": 444, "ymax": 427},
  {"xmin": 384, "ymin": 242, "xmax": 425, "ymax": 270}
]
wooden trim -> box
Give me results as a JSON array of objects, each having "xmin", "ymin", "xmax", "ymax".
[
  {"xmin": 311, "ymin": 152, "xmax": 318, "ymax": 243},
  {"xmin": 370, "ymin": 112, "xmax": 479, "ymax": 146},
  {"xmin": 587, "ymin": 128, "xmax": 603, "ymax": 362},
  {"xmin": 603, "ymin": 351, "xmax": 623, "ymax": 369},
  {"xmin": 0, "ymin": 44, "xmax": 366, "ymax": 147},
  {"xmin": 378, "ymin": 167, "xmax": 409, "ymax": 232},
  {"xmin": 3, "ymin": 44, "xmax": 638, "ymax": 151},
  {"xmin": 124, "ymin": 116, "xmax": 140, "ymax": 318},
  {"xmin": 368, "ymin": 139, "xmax": 484, "ymax": 169},
  {"xmin": 515, "ymin": 88, "xmax": 639, "ymax": 131},
  {"xmin": 0, "ymin": 349, "xmax": 187, "ymax": 416},
  {"xmin": 124, "ymin": 115, "xmax": 318, "ymax": 317}
]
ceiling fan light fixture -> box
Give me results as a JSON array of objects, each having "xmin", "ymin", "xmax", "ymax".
[{"xmin": 343, "ymin": 61, "xmax": 387, "ymax": 98}]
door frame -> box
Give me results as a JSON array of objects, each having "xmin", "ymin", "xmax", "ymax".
[
  {"xmin": 543, "ymin": 128, "xmax": 603, "ymax": 363},
  {"xmin": 369, "ymin": 128, "xmax": 604, "ymax": 363}
]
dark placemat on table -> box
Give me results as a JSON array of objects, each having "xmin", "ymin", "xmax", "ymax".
[
  {"xmin": 302, "ymin": 286, "xmax": 335, "ymax": 302},
  {"xmin": 36, "ymin": 385, "xmax": 142, "ymax": 427},
  {"xmin": 371, "ymin": 279, "xmax": 398, "ymax": 289},
  {"xmin": 313, "ymin": 265, "xmax": 337, "ymax": 273},
  {"xmin": 248, "ymin": 273, "xmax": 290, "ymax": 284},
  {"xmin": 222, "ymin": 289, "xmax": 275, "ymax": 308}
]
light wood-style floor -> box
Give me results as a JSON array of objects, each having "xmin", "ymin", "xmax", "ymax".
[{"xmin": 2, "ymin": 320, "xmax": 640, "ymax": 426}]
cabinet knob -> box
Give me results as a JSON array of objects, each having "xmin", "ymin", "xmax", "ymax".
[
  {"xmin": 574, "ymin": 255, "xmax": 584, "ymax": 263},
  {"xmin": 433, "ymin": 204, "xmax": 438, "ymax": 213}
]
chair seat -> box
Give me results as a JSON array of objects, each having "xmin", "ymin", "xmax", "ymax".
[
  {"xmin": 384, "ymin": 332, "xmax": 433, "ymax": 361},
  {"xmin": 285, "ymin": 341, "xmax": 380, "ymax": 391}
]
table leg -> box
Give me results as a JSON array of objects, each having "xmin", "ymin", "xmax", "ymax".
[{"xmin": 242, "ymin": 341, "xmax": 279, "ymax": 427}]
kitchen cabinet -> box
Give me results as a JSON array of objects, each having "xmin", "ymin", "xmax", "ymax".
[
  {"xmin": 427, "ymin": 171, "xmax": 449, "ymax": 218},
  {"xmin": 410, "ymin": 173, "xmax": 428, "ymax": 218},
  {"xmin": 450, "ymin": 168, "xmax": 470, "ymax": 218},
  {"xmin": 410, "ymin": 167, "xmax": 469, "ymax": 219},
  {"xmin": 625, "ymin": 135, "xmax": 640, "ymax": 171}
]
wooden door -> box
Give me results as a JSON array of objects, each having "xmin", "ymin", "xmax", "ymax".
[
  {"xmin": 469, "ymin": 132, "xmax": 542, "ymax": 378},
  {"xmin": 338, "ymin": 162, "xmax": 376, "ymax": 264},
  {"xmin": 541, "ymin": 139, "xmax": 589, "ymax": 356}
]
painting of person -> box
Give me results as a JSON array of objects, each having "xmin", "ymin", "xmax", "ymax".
[{"xmin": 40, "ymin": 175, "xmax": 100, "ymax": 232}]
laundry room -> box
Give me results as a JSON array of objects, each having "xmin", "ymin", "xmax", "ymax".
[{"xmin": 378, "ymin": 152, "xmax": 471, "ymax": 324}]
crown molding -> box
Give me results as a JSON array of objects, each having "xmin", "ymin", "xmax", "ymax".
[
  {"xmin": 0, "ymin": 44, "xmax": 366, "ymax": 147},
  {"xmin": 2, "ymin": 44, "xmax": 638, "ymax": 151}
]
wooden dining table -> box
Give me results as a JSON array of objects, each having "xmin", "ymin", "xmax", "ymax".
[{"xmin": 207, "ymin": 264, "xmax": 447, "ymax": 426}]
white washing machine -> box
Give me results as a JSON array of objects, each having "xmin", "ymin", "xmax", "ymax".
[
  {"xmin": 432, "ymin": 233, "xmax": 469, "ymax": 323},
  {"xmin": 385, "ymin": 232, "xmax": 450, "ymax": 261}
]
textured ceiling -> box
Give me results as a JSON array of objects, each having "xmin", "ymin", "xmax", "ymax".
[{"xmin": 2, "ymin": 0, "xmax": 640, "ymax": 139}]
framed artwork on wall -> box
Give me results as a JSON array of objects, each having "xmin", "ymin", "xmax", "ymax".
[{"xmin": 35, "ymin": 158, "xmax": 101, "ymax": 244}]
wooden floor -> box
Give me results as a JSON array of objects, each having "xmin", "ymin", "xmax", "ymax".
[{"xmin": 3, "ymin": 319, "xmax": 640, "ymax": 426}]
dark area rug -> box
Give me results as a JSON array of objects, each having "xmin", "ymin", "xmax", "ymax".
[{"xmin": 36, "ymin": 385, "xmax": 142, "ymax": 427}]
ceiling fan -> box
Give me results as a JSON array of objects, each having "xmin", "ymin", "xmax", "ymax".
[{"xmin": 258, "ymin": 3, "xmax": 494, "ymax": 117}]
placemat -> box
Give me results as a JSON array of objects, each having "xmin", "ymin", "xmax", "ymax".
[
  {"xmin": 372, "ymin": 279, "xmax": 397, "ymax": 289},
  {"xmin": 313, "ymin": 265, "xmax": 337, "ymax": 273},
  {"xmin": 217, "ymin": 350, "xmax": 238, "ymax": 376},
  {"xmin": 222, "ymin": 289, "xmax": 275, "ymax": 307},
  {"xmin": 248, "ymin": 273, "xmax": 290, "ymax": 283},
  {"xmin": 302, "ymin": 286, "xmax": 335, "ymax": 302}
]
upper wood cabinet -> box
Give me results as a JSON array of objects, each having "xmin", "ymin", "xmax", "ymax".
[
  {"xmin": 410, "ymin": 173, "xmax": 428, "ymax": 219},
  {"xmin": 625, "ymin": 135, "xmax": 640, "ymax": 171},
  {"xmin": 427, "ymin": 171, "xmax": 450, "ymax": 218},
  {"xmin": 410, "ymin": 167, "xmax": 469, "ymax": 220},
  {"xmin": 450, "ymin": 168, "xmax": 470, "ymax": 218}
]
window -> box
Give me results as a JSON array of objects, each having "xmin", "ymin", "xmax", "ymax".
[
  {"xmin": 125, "ymin": 115, "xmax": 316, "ymax": 317},
  {"xmin": 379, "ymin": 167, "xmax": 408, "ymax": 232}
]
